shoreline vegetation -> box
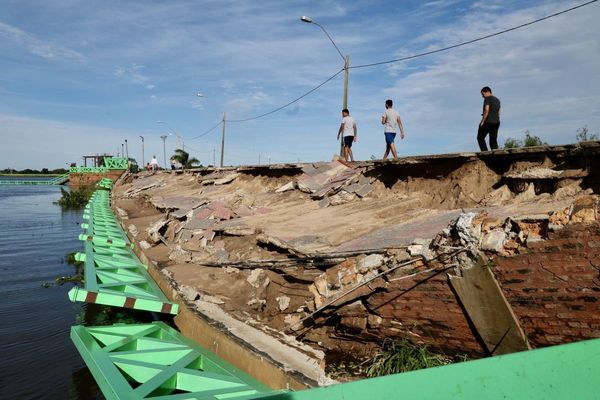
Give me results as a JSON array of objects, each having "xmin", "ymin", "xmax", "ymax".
[
  {"xmin": 56, "ymin": 186, "xmax": 94, "ymax": 209},
  {"xmin": 1, "ymin": 167, "xmax": 68, "ymax": 175}
]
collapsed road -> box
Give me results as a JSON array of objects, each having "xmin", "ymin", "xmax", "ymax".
[{"xmin": 111, "ymin": 141, "xmax": 600, "ymax": 388}]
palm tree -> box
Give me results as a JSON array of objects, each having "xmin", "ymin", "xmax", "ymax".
[{"xmin": 171, "ymin": 149, "xmax": 200, "ymax": 170}]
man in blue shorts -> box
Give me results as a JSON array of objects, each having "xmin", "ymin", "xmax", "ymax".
[
  {"xmin": 337, "ymin": 108, "xmax": 357, "ymax": 162},
  {"xmin": 381, "ymin": 99, "xmax": 405, "ymax": 160}
]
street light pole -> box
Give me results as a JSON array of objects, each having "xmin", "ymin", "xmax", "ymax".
[
  {"xmin": 301, "ymin": 16, "xmax": 348, "ymax": 156},
  {"xmin": 125, "ymin": 139, "xmax": 128, "ymax": 159},
  {"xmin": 160, "ymin": 135, "xmax": 168, "ymax": 169},
  {"xmin": 220, "ymin": 112, "xmax": 226, "ymax": 168},
  {"xmin": 139, "ymin": 136, "xmax": 145, "ymax": 167}
]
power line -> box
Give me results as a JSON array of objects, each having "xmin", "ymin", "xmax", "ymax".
[
  {"xmin": 350, "ymin": 0, "xmax": 598, "ymax": 69},
  {"xmin": 185, "ymin": 119, "xmax": 223, "ymax": 140},
  {"xmin": 228, "ymin": 68, "xmax": 344, "ymax": 123}
]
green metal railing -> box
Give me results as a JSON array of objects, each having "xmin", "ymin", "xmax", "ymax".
[
  {"xmin": 104, "ymin": 156, "xmax": 129, "ymax": 170},
  {"xmin": 67, "ymin": 186, "xmax": 178, "ymax": 314},
  {"xmin": 258, "ymin": 338, "xmax": 600, "ymax": 400},
  {"xmin": 70, "ymin": 166, "xmax": 110, "ymax": 173},
  {"xmin": 0, "ymin": 173, "xmax": 69, "ymax": 185},
  {"xmin": 72, "ymin": 322, "xmax": 281, "ymax": 400}
]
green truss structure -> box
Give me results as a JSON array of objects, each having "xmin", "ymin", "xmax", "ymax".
[
  {"xmin": 72, "ymin": 322, "xmax": 281, "ymax": 400},
  {"xmin": 68, "ymin": 188, "xmax": 178, "ymax": 314}
]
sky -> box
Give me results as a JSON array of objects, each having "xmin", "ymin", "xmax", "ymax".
[{"xmin": 0, "ymin": 0, "xmax": 599, "ymax": 170}]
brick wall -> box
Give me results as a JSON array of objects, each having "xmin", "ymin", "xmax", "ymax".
[
  {"xmin": 69, "ymin": 170, "xmax": 124, "ymax": 188},
  {"xmin": 492, "ymin": 223, "xmax": 600, "ymax": 348},
  {"xmin": 364, "ymin": 269, "xmax": 485, "ymax": 357}
]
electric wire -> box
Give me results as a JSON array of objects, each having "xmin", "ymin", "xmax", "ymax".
[
  {"xmin": 350, "ymin": 0, "xmax": 598, "ymax": 69},
  {"xmin": 227, "ymin": 68, "xmax": 344, "ymax": 123},
  {"xmin": 185, "ymin": 119, "xmax": 223, "ymax": 140}
]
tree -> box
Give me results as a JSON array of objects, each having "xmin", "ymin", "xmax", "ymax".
[
  {"xmin": 170, "ymin": 149, "xmax": 200, "ymax": 169},
  {"xmin": 576, "ymin": 125, "xmax": 599, "ymax": 142}
]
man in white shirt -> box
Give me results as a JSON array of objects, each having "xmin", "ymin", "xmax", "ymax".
[
  {"xmin": 150, "ymin": 155, "xmax": 159, "ymax": 171},
  {"xmin": 381, "ymin": 99, "xmax": 405, "ymax": 160},
  {"xmin": 337, "ymin": 108, "xmax": 357, "ymax": 162}
]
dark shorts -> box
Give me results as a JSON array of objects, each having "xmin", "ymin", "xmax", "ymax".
[
  {"xmin": 385, "ymin": 132, "xmax": 396, "ymax": 145},
  {"xmin": 343, "ymin": 136, "xmax": 354, "ymax": 148}
]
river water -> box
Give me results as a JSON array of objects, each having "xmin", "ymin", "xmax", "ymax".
[{"xmin": 0, "ymin": 185, "xmax": 103, "ymax": 399}]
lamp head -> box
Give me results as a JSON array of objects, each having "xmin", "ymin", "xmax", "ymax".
[
  {"xmin": 300, "ymin": 16, "xmax": 312, "ymax": 23},
  {"xmin": 196, "ymin": 92, "xmax": 205, "ymax": 97}
]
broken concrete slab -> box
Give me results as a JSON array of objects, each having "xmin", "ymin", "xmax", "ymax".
[
  {"xmin": 147, "ymin": 217, "xmax": 168, "ymax": 243},
  {"xmin": 333, "ymin": 210, "xmax": 463, "ymax": 253},
  {"xmin": 124, "ymin": 176, "xmax": 163, "ymax": 196},
  {"xmin": 276, "ymin": 295, "xmax": 291, "ymax": 311},
  {"xmin": 214, "ymin": 172, "xmax": 240, "ymax": 185},
  {"xmin": 169, "ymin": 245, "xmax": 192, "ymax": 263},
  {"xmin": 127, "ymin": 224, "xmax": 139, "ymax": 237},
  {"xmin": 480, "ymin": 229, "xmax": 507, "ymax": 252},
  {"xmin": 275, "ymin": 181, "xmax": 296, "ymax": 193},
  {"xmin": 185, "ymin": 218, "xmax": 216, "ymax": 230},
  {"xmin": 171, "ymin": 208, "xmax": 193, "ymax": 219},
  {"xmin": 449, "ymin": 258, "xmax": 530, "ymax": 355},
  {"xmin": 358, "ymin": 254, "xmax": 384, "ymax": 273},
  {"xmin": 233, "ymin": 205, "xmax": 254, "ymax": 217},
  {"xmin": 328, "ymin": 190, "xmax": 356, "ymax": 206},
  {"xmin": 151, "ymin": 195, "xmax": 205, "ymax": 211}
]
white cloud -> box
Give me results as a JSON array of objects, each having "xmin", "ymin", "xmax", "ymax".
[
  {"xmin": 113, "ymin": 64, "xmax": 154, "ymax": 89},
  {"xmin": 0, "ymin": 22, "xmax": 84, "ymax": 61}
]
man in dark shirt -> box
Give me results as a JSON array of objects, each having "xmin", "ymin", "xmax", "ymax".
[{"xmin": 477, "ymin": 86, "xmax": 501, "ymax": 151}]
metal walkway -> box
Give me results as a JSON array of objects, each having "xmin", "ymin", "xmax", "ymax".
[
  {"xmin": 68, "ymin": 182, "xmax": 178, "ymax": 314},
  {"xmin": 0, "ymin": 173, "xmax": 69, "ymax": 185},
  {"xmin": 72, "ymin": 322, "xmax": 281, "ymax": 400}
]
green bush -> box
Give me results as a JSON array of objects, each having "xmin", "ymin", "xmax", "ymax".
[
  {"xmin": 57, "ymin": 186, "xmax": 94, "ymax": 209},
  {"xmin": 365, "ymin": 339, "xmax": 450, "ymax": 377}
]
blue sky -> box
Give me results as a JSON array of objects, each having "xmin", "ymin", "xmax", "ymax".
[{"xmin": 1, "ymin": 0, "xmax": 599, "ymax": 169}]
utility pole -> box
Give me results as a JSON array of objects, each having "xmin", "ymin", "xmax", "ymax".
[
  {"xmin": 121, "ymin": 143, "xmax": 124, "ymax": 158},
  {"xmin": 220, "ymin": 112, "xmax": 226, "ymax": 167},
  {"xmin": 258, "ymin": 154, "xmax": 261, "ymax": 165},
  {"xmin": 125, "ymin": 139, "xmax": 128, "ymax": 159}
]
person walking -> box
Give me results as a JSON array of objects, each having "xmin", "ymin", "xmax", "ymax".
[
  {"xmin": 381, "ymin": 99, "xmax": 404, "ymax": 160},
  {"xmin": 150, "ymin": 155, "xmax": 159, "ymax": 171},
  {"xmin": 477, "ymin": 86, "xmax": 501, "ymax": 151},
  {"xmin": 337, "ymin": 108, "xmax": 357, "ymax": 162}
]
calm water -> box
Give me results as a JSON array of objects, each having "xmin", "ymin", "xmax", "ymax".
[{"xmin": 0, "ymin": 186, "xmax": 103, "ymax": 399}]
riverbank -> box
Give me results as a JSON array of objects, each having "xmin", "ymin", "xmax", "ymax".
[{"xmin": 110, "ymin": 142, "xmax": 600, "ymax": 385}]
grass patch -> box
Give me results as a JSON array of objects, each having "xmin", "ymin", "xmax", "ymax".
[
  {"xmin": 56, "ymin": 186, "xmax": 94, "ymax": 209},
  {"xmin": 365, "ymin": 339, "xmax": 451, "ymax": 377}
]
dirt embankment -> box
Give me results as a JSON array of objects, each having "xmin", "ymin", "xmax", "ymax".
[{"xmin": 113, "ymin": 142, "xmax": 600, "ymax": 383}]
